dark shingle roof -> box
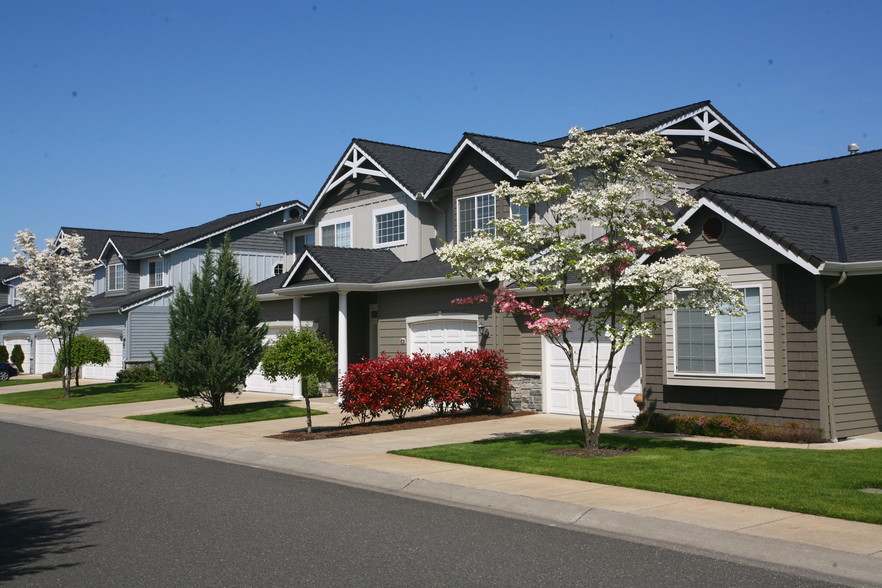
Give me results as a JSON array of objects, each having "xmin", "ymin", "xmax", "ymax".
[
  {"xmin": 542, "ymin": 101, "xmax": 712, "ymax": 147},
  {"xmin": 376, "ymin": 254, "xmax": 453, "ymax": 282},
  {"xmin": 0, "ymin": 287, "xmax": 172, "ymax": 321},
  {"xmin": 61, "ymin": 227, "xmax": 161, "ymax": 259},
  {"xmin": 0, "ymin": 264, "xmax": 23, "ymax": 282},
  {"xmin": 355, "ymin": 140, "xmax": 448, "ymax": 196},
  {"xmin": 464, "ymin": 134, "xmax": 549, "ymax": 174},
  {"xmin": 305, "ymin": 246, "xmax": 401, "ymax": 283},
  {"xmin": 696, "ymin": 149, "xmax": 882, "ymax": 264}
]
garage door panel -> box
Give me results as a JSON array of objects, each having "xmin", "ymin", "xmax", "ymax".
[
  {"xmin": 81, "ymin": 335, "xmax": 124, "ymax": 381},
  {"xmin": 246, "ymin": 327, "xmax": 301, "ymax": 396},
  {"xmin": 35, "ymin": 338, "xmax": 60, "ymax": 374},
  {"xmin": 409, "ymin": 320, "xmax": 478, "ymax": 355},
  {"xmin": 544, "ymin": 326, "xmax": 640, "ymax": 419},
  {"xmin": 3, "ymin": 337, "xmax": 31, "ymax": 374}
]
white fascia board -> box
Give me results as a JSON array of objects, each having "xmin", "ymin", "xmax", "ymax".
[
  {"xmin": 303, "ymin": 144, "xmax": 414, "ymax": 226},
  {"xmin": 118, "ymin": 288, "xmax": 174, "ymax": 313},
  {"xmin": 282, "ymin": 251, "xmax": 334, "ymax": 287},
  {"xmin": 652, "ymin": 104, "xmax": 777, "ymax": 169},
  {"xmin": 98, "ymin": 238, "xmax": 124, "ymax": 265},
  {"xmin": 160, "ymin": 202, "xmax": 303, "ymax": 256},
  {"xmin": 423, "ymin": 139, "xmax": 518, "ymax": 199},
  {"xmin": 670, "ymin": 197, "xmax": 822, "ymax": 275},
  {"xmin": 818, "ymin": 261, "xmax": 882, "ymax": 275},
  {"xmin": 273, "ymin": 276, "xmax": 478, "ymax": 297}
]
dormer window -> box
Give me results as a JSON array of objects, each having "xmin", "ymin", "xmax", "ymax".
[
  {"xmin": 108, "ymin": 263, "xmax": 124, "ymax": 291},
  {"xmin": 148, "ymin": 259, "xmax": 164, "ymax": 288},
  {"xmin": 458, "ymin": 193, "xmax": 495, "ymax": 240}
]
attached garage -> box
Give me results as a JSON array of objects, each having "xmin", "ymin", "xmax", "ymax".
[
  {"xmin": 543, "ymin": 328, "xmax": 641, "ymax": 420},
  {"xmin": 2, "ymin": 335, "xmax": 31, "ymax": 374},
  {"xmin": 246, "ymin": 327, "xmax": 300, "ymax": 396},
  {"xmin": 408, "ymin": 318, "xmax": 479, "ymax": 355},
  {"xmin": 35, "ymin": 337, "xmax": 60, "ymax": 375},
  {"xmin": 81, "ymin": 333, "xmax": 124, "ymax": 381}
]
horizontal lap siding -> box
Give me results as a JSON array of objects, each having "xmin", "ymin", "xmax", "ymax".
[
  {"xmin": 661, "ymin": 137, "xmax": 771, "ymax": 187},
  {"xmin": 830, "ymin": 276, "xmax": 882, "ymax": 437},
  {"xmin": 128, "ymin": 309, "xmax": 170, "ymax": 361}
]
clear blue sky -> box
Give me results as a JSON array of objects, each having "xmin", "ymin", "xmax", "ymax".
[{"xmin": 2, "ymin": 0, "xmax": 880, "ymax": 251}]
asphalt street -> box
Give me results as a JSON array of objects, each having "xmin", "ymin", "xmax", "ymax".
[{"xmin": 0, "ymin": 422, "xmax": 847, "ymax": 587}]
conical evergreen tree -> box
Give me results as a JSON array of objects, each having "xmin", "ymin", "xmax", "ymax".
[{"xmin": 157, "ymin": 234, "xmax": 268, "ymax": 413}]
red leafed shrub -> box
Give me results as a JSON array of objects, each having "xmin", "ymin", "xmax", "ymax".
[{"xmin": 339, "ymin": 349, "xmax": 511, "ymax": 421}]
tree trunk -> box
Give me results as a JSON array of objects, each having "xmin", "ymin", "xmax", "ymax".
[
  {"xmin": 589, "ymin": 350, "xmax": 617, "ymax": 448},
  {"xmin": 570, "ymin": 360, "xmax": 591, "ymax": 449},
  {"xmin": 304, "ymin": 395, "xmax": 313, "ymax": 434}
]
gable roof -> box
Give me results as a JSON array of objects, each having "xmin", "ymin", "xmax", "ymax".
[
  {"xmin": 297, "ymin": 140, "xmax": 448, "ymax": 226},
  {"xmin": 0, "ymin": 264, "xmax": 23, "ymax": 283},
  {"xmin": 679, "ymin": 149, "xmax": 882, "ymax": 274},
  {"xmin": 59, "ymin": 227, "xmax": 161, "ymax": 260},
  {"xmin": 0, "ymin": 287, "xmax": 173, "ymax": 320}
]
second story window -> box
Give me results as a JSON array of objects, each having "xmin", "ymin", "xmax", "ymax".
[
  {"xmin": 320, "ymin": 219, "xmax": 351, "ymax": 248},
  {"xmin": 374, "ymin": 206, "xmax": 406, "ymax": 247},
  {"xmin": 458, "ymin": 193, "xmax": 495, "ymax": 240},
  {"xmin": 108, "ymin": 263, "xmax": 124, "ymax": 291},
  {"xmin": 148, "ymin": 259, "xmax": 164, "ymax": 288},
  {"xmin": 294, "ymin": 233, "xmax": 314, "ymax": 255},
  {"xmin": 510, "ymin": 202, "xmax": 530, "ymax": 225}
]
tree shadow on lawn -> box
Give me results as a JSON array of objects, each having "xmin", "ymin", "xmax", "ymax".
[
  {"xmin": 0, "ymin": 499, "xmax": 99, "ymax": 582},
  {"xmin": 37, "ymin": 382, "xmax": 163, "ymax": 399},
  {"xmin": 186, "ymin": 400, "xmax": 294, "ymax": 417},
  {"xmin": 479, "ymin": 429, "xmax": 730, "ymax": 452}
]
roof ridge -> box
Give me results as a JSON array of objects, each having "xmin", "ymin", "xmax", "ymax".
[
  {"xmin": 463, "ymin": 132, "xmax": 544, "ymax": 146},
  {"xmin": 756, "ymin": 146, "xmax": 882, "ymax": 170},
  {"xmin": 702, "ymin": 188, "xmax": 838, "ymax": 208},
  {"xmin": 354, "ymin": 138, "xmax": 448, "ymax": 155}
]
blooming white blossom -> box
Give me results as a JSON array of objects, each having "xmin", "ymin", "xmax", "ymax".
[
  {"xmin": 439, "ymin": 129, "xmax": 742, "ymax": 448},
  {"xmin": 6, "ymin": 230, "xmax": 96, "ymax": 397}
]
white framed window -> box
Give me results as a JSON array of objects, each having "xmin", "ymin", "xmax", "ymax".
[
  {"xmin": 373, "ymin": 205, "xmax": 406, "ymax": 247},
  {"xmin": 108, "ymin": 263, "xmax": 124, "ymax": 291},
  {"xmin": 510, "ymin": 202, "xmax": 530, "ymax": 225},
  {"xmin": 319, "ymin": 217, "xmax": 352, "ymax": 248},
  {"xmin": 675, "ymin": 286, "xmax": 764, "ymax": 376},
  {"xmin": 294, "ymin": 233, "xmax": 314, "ymax": 254},
  {"xmin": 458, "ymin": 193, "xmax": 495, "ymax": 240},
  {"xmin": 148, "ymin": 259, "xmax": 164, "ymax": 288}
]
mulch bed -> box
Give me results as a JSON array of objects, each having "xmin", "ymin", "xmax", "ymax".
[
  {"xmin": 545, "ymin": 447, "xmax": 637, "ymax": 458},
  {"xmin": 269, "ymin": 410, "xmax": 534, "ymax": 441}
]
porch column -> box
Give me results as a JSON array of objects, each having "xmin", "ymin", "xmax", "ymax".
[
  {"xmin": 337, "ymin": 291, "xmax": 349, "ymax": 393},
  {"xmin": 291, "ymin": 296, "xmax": 303, "ymax": 400}
]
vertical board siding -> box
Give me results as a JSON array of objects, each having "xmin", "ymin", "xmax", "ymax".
[
  {"xmin": 829, "ymin": 275, "xmax": 882, "ymax": 437},
  {"xmin": 128, "ymin": 308, "xmax": 170, "ymax": 361}
]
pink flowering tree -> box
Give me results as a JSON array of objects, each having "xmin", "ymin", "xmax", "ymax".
[
  {"xmin": 6, "ymin": 230, "xmax": 95, "ymax": 398},
  {"xmin": 439, "ymin": 129, "xmax": 743, "ymax": 448}
]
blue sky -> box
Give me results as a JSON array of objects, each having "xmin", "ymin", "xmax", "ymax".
[{"xmin": 2, "ymin": 0, "xmax": 880, "ymax": 251}]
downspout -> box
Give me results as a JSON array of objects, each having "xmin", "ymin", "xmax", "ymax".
[{"xmin": 823, "ymin": 271, "xmax": 847, "ymax": 441}]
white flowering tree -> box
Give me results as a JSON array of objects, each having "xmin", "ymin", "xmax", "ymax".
[
  {"xmin": 439, "ymin": 129, "xmax": 744, "ymax": 449},
  {"xmin": 8, "ymin": 230, "xmax": 95, "ymax": 398}
]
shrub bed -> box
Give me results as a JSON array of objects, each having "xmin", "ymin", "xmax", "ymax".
[
  {"xmin": 634, "ymin": 412, "xmax": 825, "ymax": 444},
  {"xmin": 339, "ymin": 349, "xmax": 510, "ymax": 422}
]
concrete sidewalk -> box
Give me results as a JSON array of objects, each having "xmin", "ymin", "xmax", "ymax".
[{"xmin": 1, "ymin": 390, "xmax": 881, "ymax": 585}]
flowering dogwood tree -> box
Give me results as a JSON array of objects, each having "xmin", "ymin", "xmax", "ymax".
[
  {"xmin": 439, "ymin": 128, "xmax": 744, "ymax": 449},
  {"xmin": 7, "ymin": 230, "xmax": 95, "ymax": 398}
]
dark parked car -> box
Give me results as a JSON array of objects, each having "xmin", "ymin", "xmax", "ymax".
[{"xmin": 0, "ymin": 362, "xmax": 19, "ymax": 381}]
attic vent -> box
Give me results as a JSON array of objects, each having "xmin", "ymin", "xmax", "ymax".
[
  {"xmin": 702, "ymin": 217, "xmax": 724, "ymax": 241},
  {"xmin": 273, "ymin": 263, "xmax": 284, "ymax": 276}
]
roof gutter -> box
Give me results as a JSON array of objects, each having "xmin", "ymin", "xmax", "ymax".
[
  {"xmin": 271, "ymin": 276, "xmax": 478, "ymax": 297},
  {"xmin": 516, "ymin": 168, "xmax": 549, "ymax": 180},
  {"xmin": 818, "ymin": 261, "xmax": 882, "ymax": 276},
  {"xmin": 822, "ymin": 271, "xmax": 848, "ymax": 441}
]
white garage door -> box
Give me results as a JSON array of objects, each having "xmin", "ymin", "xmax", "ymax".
[
  {"xmin": 544, "ymin": 329, "xmax": 641, "ymax": 419},
  {"xmin": 246, "ymin": 327, "xmax": 300, "ymax": 397},
  {"xmin": 81, "ymin": 334, "xmax": 124, "ymax": 381},
  {"xmin": 35, "ymin": 337, "xmax": 60, "ymax": 375},
  {"xmin": 3, "ymin": 336, "xmax": 31, "ymax": 374},
  {"xmin": 409, "ymin": 320, "xmax": 479, "ymax": 355}
]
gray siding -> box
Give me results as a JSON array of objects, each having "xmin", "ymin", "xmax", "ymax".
[
  {"xmin": 829, "ymin": 275, "xmax": 882, "ymax": 437},
  {"xmin": 128, "ymin": 307, "xmax": 170, "ymax": 361},
  {"xmin": 661, "ymin": 136, "xmax": 772, "ymax": 189},
  {"xmin": 444, "ymin": 149, "xmax": 517, "ymax": 244},
  {"xmin": 226, "ymin": 212, "xmax": 288, "ymax": 253}
]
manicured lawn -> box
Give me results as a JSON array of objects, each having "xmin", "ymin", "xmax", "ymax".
[
  {"xmin": 127, "ymin": 400, "xmax": 326, "ymax": 427},
  {"xmin": 0, "ymin": 377, "xmax": 62, "ymax": 387},
  {"xmin": 0, "ymin": 382, "xmax": 178, "ymax": 409},
  {"xmin": 392, "ymin": 430, "xmax": 882, "ymax": 525}
]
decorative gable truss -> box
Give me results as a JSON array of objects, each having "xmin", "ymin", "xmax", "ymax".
[
  {"xmin": 654, "ymin": 105, "xmax": 776, "ymax": 168},
  {"xmin": 323, "ymin": 144, "xmax": 410, "ymax": 198}
]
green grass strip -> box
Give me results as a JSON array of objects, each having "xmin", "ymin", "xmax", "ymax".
[
  {"xmin": 0, "ymin": 382, "xmax": 178, "ymax": 409},
  {"xmin": 127, "ymin": 400, "xmax": 326, "ymax": 427},
  {"xmin": 0, "ymin": 377, "xmax": 63, "ymax": 387},
  {"xmin": 392, "ymin": 430, "xmax": 882, "ymax": 525}
]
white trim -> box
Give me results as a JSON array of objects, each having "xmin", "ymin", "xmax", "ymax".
[
  {"xmin": 147, "ymin": 258, "xmax": 165, "ymax": 288},
  {"xmin": 672, "ymin": 284, "xmax": 767, "ymax": 378},
  {"xmin": 99, "ymin": 238, "xmax": 125, "ymax": 263},
  {"xmin": 405, "ymin": 313, "xmax": 480, "ymax": 325},
  {"xmin": 108, "ymin": 262, "xmax": 125, "ymax": 291},
  {"xmin": 671, "ymin": 197, "xmax": 823, "ymax": 275},
  {"xmin": 275, "ymin": 275, "xmax": 478, "ymax": 295},
  {"xmin": 318, "ymin": 215, "xmax": 353, "ymax": 248},
  {"xmin": 456, "ymin": 192, "xmax": 496, "ymax": 241},
  {"xmin": 281, "ymin": 251, "xmax": 335, "ymax": 287},
  {"xmin": 372, "ymin": 204, "xmax": 407, "ymax": 248},
  {"xmin": 652, "ymin": 104, "xmax": 777, "ymax": 168},
  {"xmin": 424, "ymin": 138, "xmax": 518, "ymax": 198},
  {"xmin": 119, "ymin": 288, "xmax": 173, "ymax": 312}
]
